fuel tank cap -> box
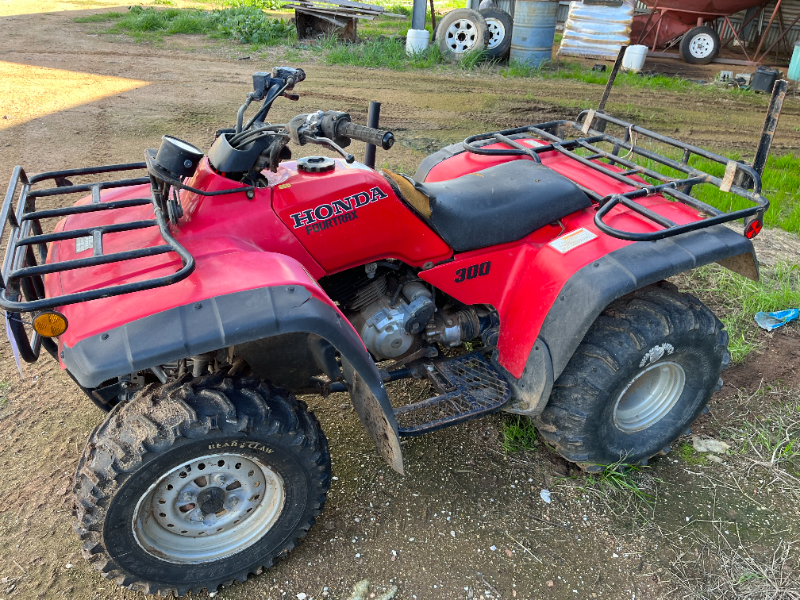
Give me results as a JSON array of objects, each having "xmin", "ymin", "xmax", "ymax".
[{"xmin": 297, "ymin": 156, "xmax": 335, "ymax": 173}]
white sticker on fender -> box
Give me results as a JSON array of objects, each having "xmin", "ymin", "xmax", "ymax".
[{"xmin": 548, "ymin": 228, "xmax": 597, "ymax": 254}]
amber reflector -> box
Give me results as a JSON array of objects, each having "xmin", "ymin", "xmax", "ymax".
[{"xmin": 33, "ymin": 311, "xmax": 68, "ymax": 337}]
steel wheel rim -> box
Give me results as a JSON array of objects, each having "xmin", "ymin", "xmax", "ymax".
[
  {"xmin": 446, "ymin": 18, "xmax": 479, "ymax": 53},
  {"xmin": 485, "ymin": 18, "xmax": 505, "ymax": 50},
  {"xmin": 689, "ymin": 33, "xmax": 715, "ymax": 58},
  {"xmin": 133, "ymin": 452, "xmax": 285, "ymax": 564},
  {"xmin": 613, "ymin": 361, "xmax": 686, "ymax": 433}
]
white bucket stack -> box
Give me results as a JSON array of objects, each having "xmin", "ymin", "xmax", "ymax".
[{"xmin": 622, "ymin": 44, "xmax": 648, "ymax": 72}]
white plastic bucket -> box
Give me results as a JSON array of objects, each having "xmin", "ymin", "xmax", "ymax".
[
  {"xmin": 622, "ymin": 44, "xmax": 648, "ymax": 72},
  {"xmin": 406, "ymin": 29, "xmax": 430, "ymax": 55}
]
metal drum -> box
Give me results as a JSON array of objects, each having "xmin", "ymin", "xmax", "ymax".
[{"xmin": 509, "ymin": 0, "xmax": 559, "ymax": 67}]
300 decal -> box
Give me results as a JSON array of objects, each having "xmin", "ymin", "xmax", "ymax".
[{"xmin": 454, "ymin": 261, "xmax": 491, "ymax": 283}]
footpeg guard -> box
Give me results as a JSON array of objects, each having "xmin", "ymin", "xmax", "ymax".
[{"xmin": 393, "ymin": 353, "xmax": 511, "ymax": 437}]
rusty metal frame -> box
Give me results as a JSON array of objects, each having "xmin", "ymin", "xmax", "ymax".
[{"xmin": 637, "ymin": 0, "xmax": 799, "ymax": 65}]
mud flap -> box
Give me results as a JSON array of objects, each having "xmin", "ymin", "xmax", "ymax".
[{"xmin": 341, "ymin": 359, "xmax": 404, "ymax": 475}]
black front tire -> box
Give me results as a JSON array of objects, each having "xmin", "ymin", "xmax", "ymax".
[
  {"xmin": 679, "ymin": 26, "xmax": 720, "ymax": 65},
  {"xmin": 535, "ymin": 283, "xmax": 728, "ymax": 469},
  {"xmin": 73, "ymin": 374, "xmax": 330, "ymax": 596}
]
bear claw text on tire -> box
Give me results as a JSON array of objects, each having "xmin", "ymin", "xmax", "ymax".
[{"xmin": 73, "ymin": 374, "xmax": 330, "ymax": 597}]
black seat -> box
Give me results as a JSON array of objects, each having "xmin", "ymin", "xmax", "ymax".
[{"xmin": 407, "ymin": 160, "xmax": 592, "ymax": 252}]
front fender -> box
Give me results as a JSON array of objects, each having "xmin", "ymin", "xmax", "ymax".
[{"xmin": 61, "ymin": 253, "xmax": 404, "ymax": 473}]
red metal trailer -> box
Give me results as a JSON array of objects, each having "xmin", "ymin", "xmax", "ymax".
[{"xmin": 632, "ymin": 0, "xmax": 800, "ymax": 64}]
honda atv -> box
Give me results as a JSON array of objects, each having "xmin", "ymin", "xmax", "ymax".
[{"xmin": 1, "ymin": 63, "xmax": 784, "ymax": 596}]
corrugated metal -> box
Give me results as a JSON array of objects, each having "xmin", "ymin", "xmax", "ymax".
[
  {"xmin": 558, "ymin": 0, "xmax": 636, "ymax": 58},
  {"xmin": 719, "ymin": 0, "xmax": 800, "ymax": 54},
  {"xmin": 497, "ymin": 0, "xmax": 570, "ymax": 20},
  {"xmin": 557, "ymin": 0, "xmax": 571, "ymax": 21}
]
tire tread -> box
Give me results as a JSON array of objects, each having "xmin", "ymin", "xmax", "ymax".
[{"xmin": 73, "ymin": 375, "xmax": 330, "ymax": 597}]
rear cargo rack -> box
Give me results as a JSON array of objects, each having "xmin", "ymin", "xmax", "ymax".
[
  {"xmin": 0, "ymin": 162, "xmax": 195, "ymax": 362},
  {"xmin": 463, "ymin": 112, "xmax": 770, "ymax": 242}
]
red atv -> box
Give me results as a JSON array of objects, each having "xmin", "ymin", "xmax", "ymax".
[{"xmin": 1, "ymin": 65, "xmax": 781, "ymax": 595}]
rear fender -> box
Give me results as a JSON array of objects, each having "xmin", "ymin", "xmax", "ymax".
[
  {"xmin": 498, "ymin": 224, "xmax": 758, "ymax": 416},
  {"xmin": 60, "ymin": 253, "xmax": 404, "ymax": 473}
]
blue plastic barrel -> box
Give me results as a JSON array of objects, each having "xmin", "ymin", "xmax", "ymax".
[
  {"xmin": 789, "ymin": 42, "xmax": 800, "ymax": 82},
  {"xmin": 510, "ymin": 0, "xmax": 558, "ymax": 68}
]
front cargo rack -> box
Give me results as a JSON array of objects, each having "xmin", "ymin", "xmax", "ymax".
[
  {"xmin": 463, "ymin": 111, "xmax": 770, "ymax": 242},
  {"xmin": 0, "ymin": 162, "xmax": 196, "ymax": 362}
]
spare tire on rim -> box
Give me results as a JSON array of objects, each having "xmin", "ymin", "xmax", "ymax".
[
  {"xmin": 679, "ymin": 26, "xmax": 720, "ymax": 65},
  {"xmin": 479, "ymin": 7, "xmax": 513, "ymax": 59},
  {"xmin": 435, "ymin": 8, "xmax": 490, "ymax": 62}
]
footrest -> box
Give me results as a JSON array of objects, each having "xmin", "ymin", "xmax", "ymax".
[{"xmin": 394, "ymin": 353, "xmax": 511, "ymax": 437}]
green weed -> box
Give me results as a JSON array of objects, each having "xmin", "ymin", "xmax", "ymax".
[
  {"xmin": 223, "ymin": 0, "xmax": 285, "ymax": 9},
  {"xmin": 678, "ymin": 262, "xmax": 800, "ymax": 363},
  {"xmin": 690, "ymin": 153, "xmax": 800, "ymax": 234},
  {"xmin": 585, "ymin": 462, "xmax": 657, "ymax": 503},
  {"xmin": 325, "ymin": 37, "xmax": 444, "ymax": 70},
  {"xmin": 501, "ymin": 60, "xmax": 703, "ymax": 92},
  {"xmin": 458, "ymin": 49, "xmax": 488, "ymax": 70},
  {"xmin": 500, "ymin": 416, "xmax": 537, "ymax": 453},
  {"xmin": 78, "ymin": 6, "xmax": 295, "ymax": 45},
  {"xmin": 679, "ymin": 442, "xmax": 707, "ymax": 466}
]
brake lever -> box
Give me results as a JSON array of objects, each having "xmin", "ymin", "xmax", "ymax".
[{"xmin": 304, "ymin": 135, "xmax": 354, "ymax": 163}]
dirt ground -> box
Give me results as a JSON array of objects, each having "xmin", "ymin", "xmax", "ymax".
[{"xmin": 0, "ymin": 3, "xmax": 799, "ymax": 599}]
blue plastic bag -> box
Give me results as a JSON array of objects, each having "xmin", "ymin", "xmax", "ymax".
[{"xmin": 754, "ymin": 308, "xmax": 800, "ymax": 331}]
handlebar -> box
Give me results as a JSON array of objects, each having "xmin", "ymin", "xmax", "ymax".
[{"xmin": 339, "ymin": 122, "xmax": 394, "ymax": 150}]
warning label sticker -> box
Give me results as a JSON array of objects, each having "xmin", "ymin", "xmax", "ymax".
[{"xmin": 548, "ymin": 228, "xmax": 597, "ymax": 254}]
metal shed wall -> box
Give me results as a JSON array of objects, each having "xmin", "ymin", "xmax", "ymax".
[{"xmin": 634, "ymin": 0, "xmax": 800, "ymax": 54}]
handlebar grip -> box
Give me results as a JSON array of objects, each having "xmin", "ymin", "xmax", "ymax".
[{"xmin": 340, "ymin": 122, "xmax": 394, "ymax": 150}]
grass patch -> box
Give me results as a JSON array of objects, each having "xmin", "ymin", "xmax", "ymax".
[
  {"xmin": 584, "ymin": 462, "xmax": 657, "ymax": 504},
  {"xmin": 500, "ymin": 416, "xmax": 537, "ymax": 453},
  {"xmin": 676, "ymin": 262, "xmax": 800, "ymax": 363},
  {"xmin": 324, "ymin": 36, "xmax": 444, "ymax": 70},
  {"xmin": 737, "ymin": 402, "xmax": 800, "ymax": 476},
  {"xmin": 691, "ymin": 153, "xmax": 800, "ymax": 234},
  {"xmin": 679, "ymin": 442, "xmax": 708, "ymax": 466},
  {"xmin": 77, "ymin": 5, "xmax": 295, "ymax": 45},
  {"xmin": 502, "ymin": 60, "xmax": 704, "ymax": 92}
]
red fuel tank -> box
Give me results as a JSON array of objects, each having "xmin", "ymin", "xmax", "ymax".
[{"xmin": 272, "ymin": 159, "xmax": 452, "ymax": 274}]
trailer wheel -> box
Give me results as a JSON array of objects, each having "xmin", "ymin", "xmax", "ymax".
[
  {"xmin": 535, "ymin": 284, "xmax": 728, "ymax": 469},
  {"xmin": 435, "ymin": 8, "xmax": 489, "ymax": 61},
  {"xmin": 73, "ymin": 374, "xmax": 330, "ymax": 596},
  {"xmin": 679, "ymin": 26, "xmax": 720, "ymax": 64},
  {"xmin": 479, "ymin": 7, "xmax": 513, "ymax": 58}
]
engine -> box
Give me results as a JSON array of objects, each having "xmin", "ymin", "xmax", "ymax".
[{"xmin": 320, "ymin": 263, "xmax": 492, "ymax": 361}]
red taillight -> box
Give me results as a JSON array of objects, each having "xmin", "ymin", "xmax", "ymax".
[{"xmin": 744, "ymin": 216, "xmax": 763, "ymax": 239}]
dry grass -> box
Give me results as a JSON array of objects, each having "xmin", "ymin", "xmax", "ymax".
[{"xmin": 666, "ymin": 530, "xmax": 798, "ymax": 599}]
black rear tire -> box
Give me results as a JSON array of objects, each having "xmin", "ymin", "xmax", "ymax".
[
  {"xmin": 679, "ymin": 26, "xmax": 720, "ymax": 65},
  {"xmin": 479, "ymin": 7, "xmax": 513, "ymax": 59},
  {"xmin": 535, "ymin": 283, "xmax": 728, "ymax": 469},
  {"xmin": 73, "ymin": 374, "xmax": 330, "ymax": 596}
]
